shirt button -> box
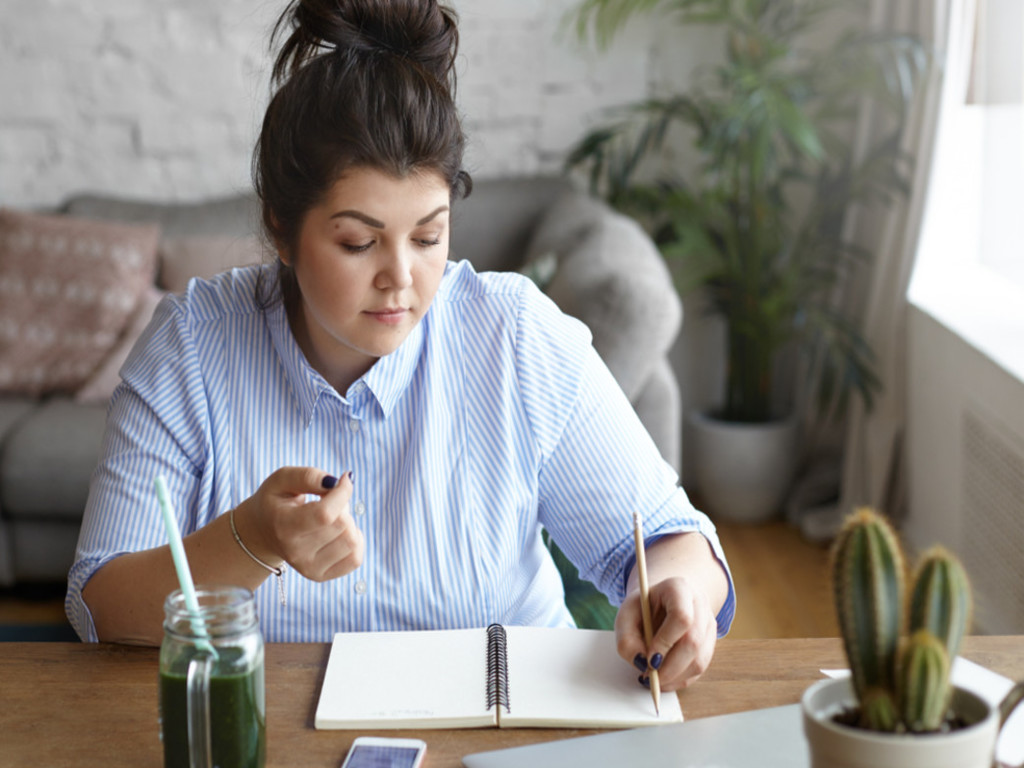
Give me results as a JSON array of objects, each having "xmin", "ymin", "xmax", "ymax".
[
  {"xmin": 348, "ymin": 418, "xmax": 360, "ymax": 433},
  {"xmin": 354, "ymin": 580, "xmax": 367, "ymax": 595},
  {"xmin": 354, "ymin": 500, "xmax": 366, "ymax": 517}
]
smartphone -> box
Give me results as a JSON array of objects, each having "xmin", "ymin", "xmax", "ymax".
[{"xmin": 339, "ymin": 736, "xmax": 428, "ymax": 768}]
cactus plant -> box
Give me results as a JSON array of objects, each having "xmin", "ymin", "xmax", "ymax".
[{"xmin": 831, "ymin": 507, "xmax": 972, "ymax": 733}]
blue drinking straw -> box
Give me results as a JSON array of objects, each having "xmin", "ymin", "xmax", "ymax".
[{"xmin": 155, "ymin": 475, "xmax": 218, "ymax": 658}]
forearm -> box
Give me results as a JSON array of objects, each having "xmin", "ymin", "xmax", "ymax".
[
  {"xmin": 82, "ymin": 507, "xmax": 273, "ymax": 645},
  {"xmin": 627, "ymin": 531, "xmax": 729, "ymax": 615}
]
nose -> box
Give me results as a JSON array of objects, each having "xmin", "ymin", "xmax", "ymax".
[{"xmin": 375, "ymin": 243, "xmax": 413, "ymax": 291}]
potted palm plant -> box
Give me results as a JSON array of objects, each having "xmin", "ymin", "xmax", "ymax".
[
  {"xmin": 566, "ymin": 0, "xmax": 926, "ymax": 521},
  {"xmin": 801, "ymin": 507, "xmax": 1024, "ymax": 767}
]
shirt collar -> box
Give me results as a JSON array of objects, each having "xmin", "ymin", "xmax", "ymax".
[
  {"xmin": 265, "ymin": 297, "xmax": 328, "ymax": 427},
  {"xmin": 360, "ymin": 319, "xmax": 423, "ymax": 418},
  {"xmin": 265, "ymin": 283, "xmax": 426, "ymax": 425}
]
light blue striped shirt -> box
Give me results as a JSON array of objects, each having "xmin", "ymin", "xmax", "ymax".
[{"xmin": 67, "ymin": 261, "xmax": 734, "ymax": 642}]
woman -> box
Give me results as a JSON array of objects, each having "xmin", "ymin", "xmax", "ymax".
[{"xmin": 67, "ymin": 0, "xmax": 734, "ymax": 692}]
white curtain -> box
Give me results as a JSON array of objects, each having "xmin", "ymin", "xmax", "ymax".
[{"xmin": 797, "ymin": 1, "xmax": 955, "ymax": 540}]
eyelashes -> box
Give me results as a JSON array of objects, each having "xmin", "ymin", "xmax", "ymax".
[
  {"xmin": 341, "ymin": 242, "xmax": 373, "ymax": 254},
  {"xmin": 339, "ymin": 238, "xmax": 442, "ymax": 254}
]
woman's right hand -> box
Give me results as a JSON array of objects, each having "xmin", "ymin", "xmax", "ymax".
[{"xmin": 233, "ymin": 466, "xmax": 364, "ymax": 582}]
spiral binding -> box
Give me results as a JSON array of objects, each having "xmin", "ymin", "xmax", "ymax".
[{"xmin": 485, "ymin": 623, "xmax": 510, "ymax": 714}]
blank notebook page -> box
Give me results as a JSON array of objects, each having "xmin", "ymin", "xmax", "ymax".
[
  {"xmin": 315, "ymin": 628, "xmax": 494, "ymax": 729},
  {"xmin": 499, "ymin": 626, "xmax": 683, "ymax": 728}
]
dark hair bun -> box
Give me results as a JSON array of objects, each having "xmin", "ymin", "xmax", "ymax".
[{"xmin": 272, "ymin": 0, "xmax": 459, "ymax": 88}]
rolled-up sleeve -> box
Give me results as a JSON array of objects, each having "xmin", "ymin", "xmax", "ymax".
[{"xmin": 66, "ymin": 295, "xmax": 210, "ymax": 641}]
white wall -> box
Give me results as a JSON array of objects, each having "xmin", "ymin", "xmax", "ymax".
[{"xmin": 0, "ymin": 0, "xmax": 705, "ymax": 209}]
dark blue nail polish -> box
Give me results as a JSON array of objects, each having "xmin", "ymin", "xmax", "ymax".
[
  {"xmin": 638, "ymin": 675, "xmax": 650, "ymax": 689},
  {"xmin": 347, "ymin": 471, "xmax": 354, "ymax": 484},
  {"xmin": 322, "ymin": 475, "xmax": 338, "ymax": 489},
  {"xmin": 650, "ymin": 652, "xmax": 663, "ymax": 670},
  {"xmin": 633, "ymin": 653, "xmax": 647, "ymax": 672}
]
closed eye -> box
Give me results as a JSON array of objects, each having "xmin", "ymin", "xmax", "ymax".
[{"xmin": 341, "ymin": 242, "xmax": 374, "ymax": 254}]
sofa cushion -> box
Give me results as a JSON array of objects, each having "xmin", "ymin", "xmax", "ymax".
[
  {"xmin": 524, "ymin": 191, "xmax": 609, "ymax": 262},
  {"xmin": 62, "ymin": 192, "xmax": 261, "ymax": 239},
  {"xmin": 0, "ymin": 398, "xmax": 107, "ymax": 520},
  {"xmin": 450, "ymin": 177, "xmax": 572, "ymax": 272},
  {"xmin": 6, "ymin": 520, "xmax": 83, "ymax": 583},
  {"xmin": 159, "ymin": 234, "xmax": 265, "ymax": 293},
  {"xmin": 0, "ymin": 209, "xmax": 160, "ymax": 397},
  {"xmin": 545, "ymin": 213, "xmax": 681, "ymax": 401},
  {"xmin": 0, "ymin": 398, "xmax": 38, "ymax": 443}
]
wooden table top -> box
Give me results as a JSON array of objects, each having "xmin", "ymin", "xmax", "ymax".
[{"xmin": 3, "ymin": 636, "xmax": 1022, "ymax": 767}]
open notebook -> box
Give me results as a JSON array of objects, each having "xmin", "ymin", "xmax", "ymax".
[{"xmin": 314, "ymin": 625, "xmax": 683, "ymax": 729}]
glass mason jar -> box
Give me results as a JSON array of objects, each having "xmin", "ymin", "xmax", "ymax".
[{"xmin": 159, "ymin": 586, "xmax": 266, "ymax": 768}]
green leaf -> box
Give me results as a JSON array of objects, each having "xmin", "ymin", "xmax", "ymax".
[{"xmin": 543, "ymin": 532, "xmax": 617, "ymax": 630}]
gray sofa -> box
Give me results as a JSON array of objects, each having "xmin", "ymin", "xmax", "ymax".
[{"xmin": 0, "ymin": 177, "xmax": 682, "ymax": 586}]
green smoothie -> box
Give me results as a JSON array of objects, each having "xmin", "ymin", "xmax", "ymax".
[{"xmin": 159, "ymin": 664, "xmax": 265, "ymax": 768}]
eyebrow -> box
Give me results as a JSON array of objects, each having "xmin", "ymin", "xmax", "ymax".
[{"xmin": 329, "ymin": 206, "xmax": 450, "ymax": 228}]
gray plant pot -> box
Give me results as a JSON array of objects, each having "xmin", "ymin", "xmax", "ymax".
[{"xmin": 687, "ymin": 409, "xmax": 799, "ymax": 523}]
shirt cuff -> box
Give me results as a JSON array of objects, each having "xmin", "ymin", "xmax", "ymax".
[
  {"xmin": 620, "ymin": 526, "xmax": 737, "ymax": 639},
  {"xmin": 65, "ymin": 559, "xmax": 104, "ymax": 643}
]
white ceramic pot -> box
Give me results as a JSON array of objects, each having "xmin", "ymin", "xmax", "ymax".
[
  {"xmin": 802, "ymin": 677, "xmax": 1023, "ymax": 768},
  {"xmin": 687, "ymin": 410, "xmax": 799, "ymax": 523}
]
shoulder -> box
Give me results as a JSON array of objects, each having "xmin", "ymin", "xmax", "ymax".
[
  {"xmin": 160, "ymin": 264, "xmax": 266, "ymax": 326},
  {"xmin": 122, "ymin": 265, "xmax": 268, "ymax": 378},
  {"xmin": 435, "ymin": 260, "xmax": 591, "ymax": 343},
  {"xmin": 435, "ymin": 258, "xmax": 531, "ymax": 303}
]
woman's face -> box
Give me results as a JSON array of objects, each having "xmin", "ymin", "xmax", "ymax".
[{"xmin": 284, "ymin": 167, "xmax": 451, "ymax": 391}]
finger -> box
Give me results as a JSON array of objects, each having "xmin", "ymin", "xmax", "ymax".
[
  {"xmin": 265, "ymin": 466, "xmax": 341, "ymax": 501},
  {"xmin": 288, "ymin": 472, "xmax": 354, "ymax": 536},
  {"xmin": 300, "ymin": 510, "xmax": 364, "ymax": 581},
  {"xmin": 614, "ymin": 591, "xmax": 648, "ymax": 665},
  {"xmin": 669, "ymin": 617, "xmax": 718, "ymax": 690},
  {"xmin": 289, "ymin": 480, "xmax": 361, "ymax": 579},
  {"xmin": 264, "ymin": 471, "xmax": 353, "ymax": 572},
  {"xmin": 319, "ymin": 532, "xmax": 366, "ymax": 581},
  {"xmin": 656, "ymin": 596, "xmax": 717, "ymax": 690},
  {"xmin": 638, "ymin": 580, "xmax": 697, "ymax": 683}
]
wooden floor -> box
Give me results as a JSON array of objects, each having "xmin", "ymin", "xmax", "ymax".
[
  {"xmin": 0, "ymin": 521, "xmax": 838, "ymax": 639},
  {"xmin": 715, "ymin": 519, "xmax": 838, "ymax": 639}
]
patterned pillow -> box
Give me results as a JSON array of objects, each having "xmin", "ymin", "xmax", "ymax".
[
  {"xmin": 0, "ymin": 208, "xmax": 159, "ymax": 396},
  {"xmin": 73, "ymin": 286, "xmax": 166, "ymax": 405}
]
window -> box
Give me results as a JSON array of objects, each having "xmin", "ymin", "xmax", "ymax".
[{"xmin": 908, "ymin": 0, "xmax": 1024, "ymax": 382}]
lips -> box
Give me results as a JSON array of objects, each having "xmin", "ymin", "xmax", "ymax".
[{"xmin": 365, "ymin": 307, "xmax": 408, "ymax": 325}]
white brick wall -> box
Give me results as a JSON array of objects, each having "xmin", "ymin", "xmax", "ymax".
[{"xmin": 0, "ymin": 0, "xmax": 698, "ymax": 208}]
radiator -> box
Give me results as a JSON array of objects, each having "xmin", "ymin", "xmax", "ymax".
[{"xmin": 961, "ymin": 402, "xmax": 1024, "ymax": 634}]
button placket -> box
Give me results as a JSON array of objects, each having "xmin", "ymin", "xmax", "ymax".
[{"xmin": 343, "ymin": 392, "xmax": 368, "ymax": 600}]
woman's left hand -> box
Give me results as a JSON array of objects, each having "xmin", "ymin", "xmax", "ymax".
[{"xmin": 615, "ymin": 574, "xmax": 718, "ymax": 691}]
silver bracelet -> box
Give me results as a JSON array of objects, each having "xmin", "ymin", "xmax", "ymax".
[{"xmin": 229, "ymin": 507, "xmax": 287, "ymax": 606}]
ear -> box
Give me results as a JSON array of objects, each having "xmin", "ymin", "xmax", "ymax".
[{"xmin": 266, "ymin": 212, "xmax": 291, "ymax": 265}]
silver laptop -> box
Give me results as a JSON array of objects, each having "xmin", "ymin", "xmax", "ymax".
[{"xmin": 462, "ymin": 704, "xmax": 808, "ymax": 768}]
